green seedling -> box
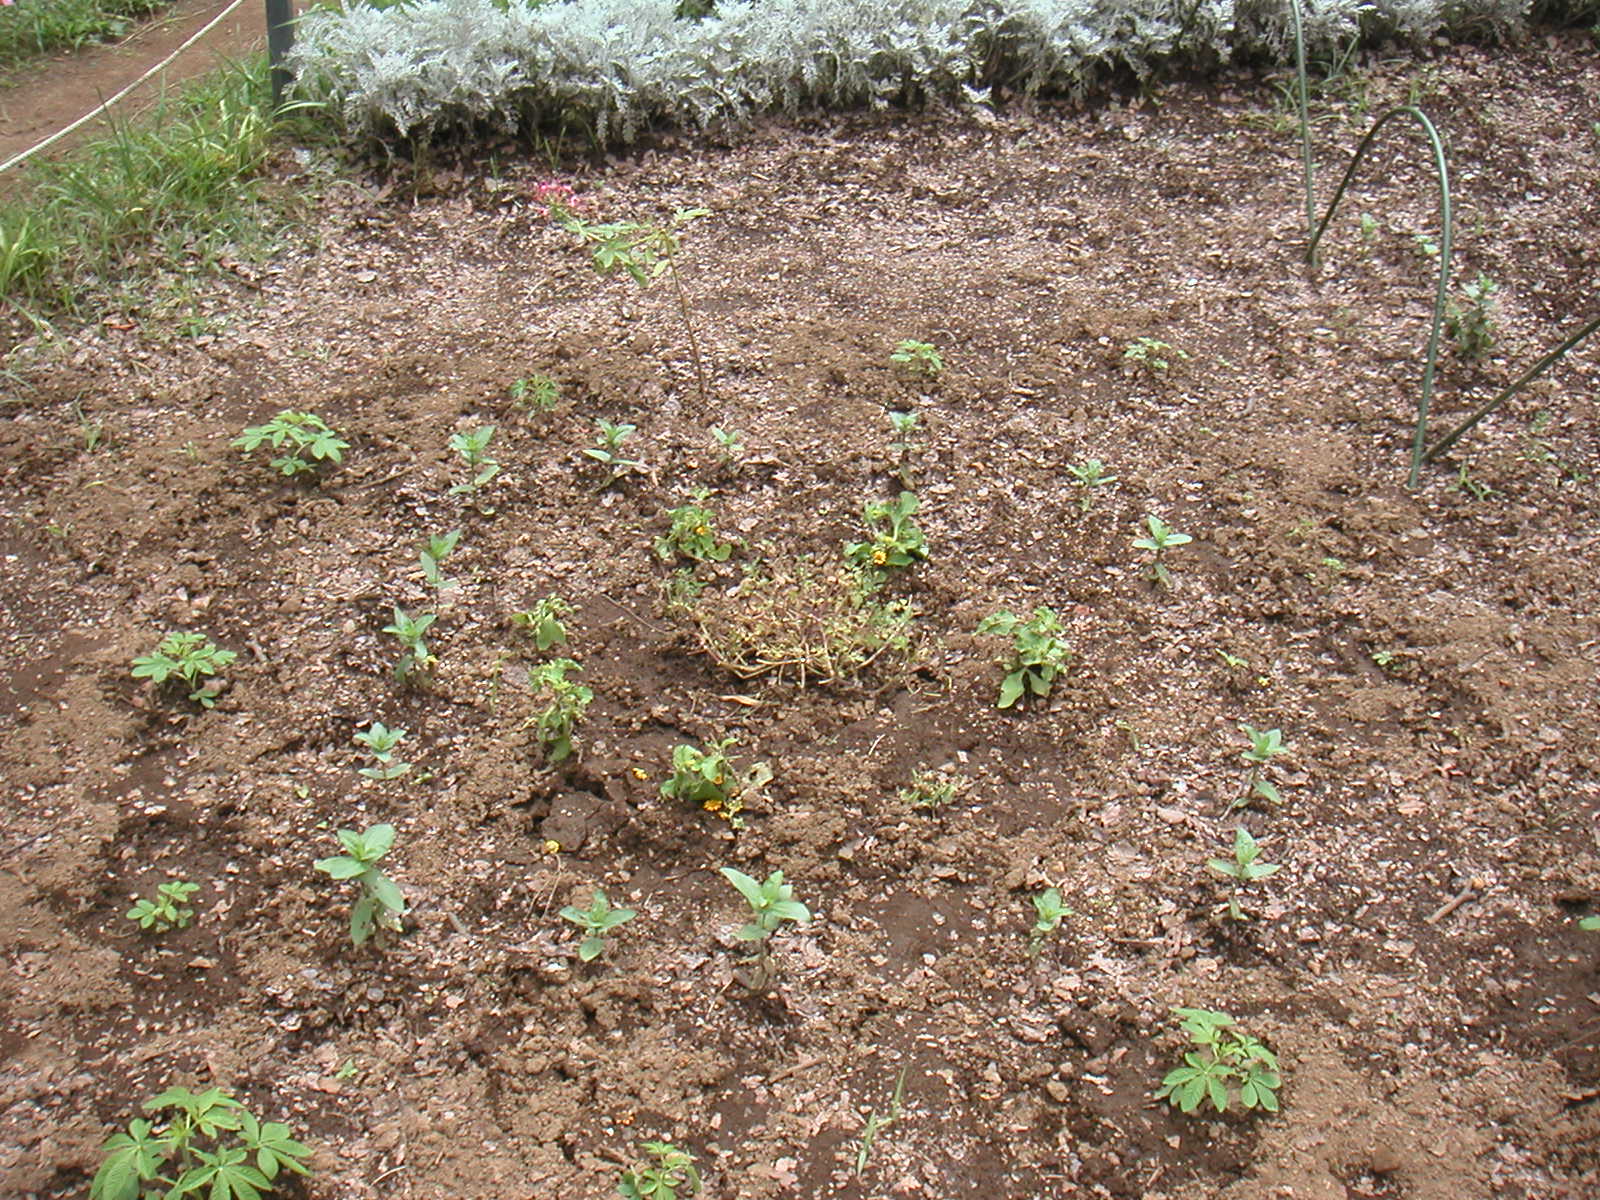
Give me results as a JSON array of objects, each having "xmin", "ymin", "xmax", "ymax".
[
  {"xmin": 560, "ymin": 889, "xmax": 637, "ymax": 962},
  {"xmin": 843, "ymin": 490, "xmax": 927, "ymax": 583},
  {"xmin": 131, "ymin": 632, "xmax": 237, "ymax": 708},
  {"xmin": 557, "ymin": 205, "xmax": 713, "ymax": 407},
  {"xmin": 353, "ymin": 721, "xmax": 411, "ymax": 781},
  {"xmin": 1236, "ymin": 724, "xmax": 1287, "ymax": 811},
  {"xmin": 655, "ymin": 489, "xmax": 736, "ymax": 563},
  {"xmin": 855, "ymin": 1065, "xmax": 909, "ymax": 1176},
  {"xmin": 1207, "ymin": 827, "xmax": 1282, "ymax": 921},
  {"xmin": 660, "ymin": 738, "xmax": 773, "ymax": 826},
  {"xmin": 1445, "ymin": 273, "xmax": 1499, "ymax": 361},
  {"xmin": 419, "ymin": 528, "xmax": 462, "ymax": 591},
  {"xmin": 721, "ymin": 867, "xmax": 811, "ymax": 990},
  {"xmin": 1157, "ymin": 1008, "xmax": 1281, "ymax": 1115},
  {"xmin": 898, "ymin": 768, "xmax": 966, "ymax": 813},
  {"xmin": 890, "ymin": 339, "xmax": 943, "ymax": 378},
  {"xmin": 313, "ymin": 824, "xmax": 405, "ymax": 947},
  {"xmin": 510, "ymin": 372, "xmax": 560, "ymax": 412},
  {"xmin": 511, "ymin": 595, "xmax": 572, "ymax": 653},
  {"xmin": 1581, "ymin": 915, "xmax": 1600, "ymax": 932},
  {"xmin": 584, "ymin": 418, "xmax": 646, "ymax": 484},
  {"xmin": 1028, "ymin": 886, "xmax": 1070, "ymax": 955},
  {"xmin": 1067, "ymin": 459, "xmax": 1118, "ymax": 513},
  {"xmin": 126, "ymin": 880, "xmax": 200, "ymax": 933},
  {"xmin": 1358, "ymin": 212, "xmax": 1380, "ymax": 243},
  {"xmin": 1450, "ymin": 463, "xmax": 1497, "ymax": 501},
  {"xmin": 710, "ymin": 425, "xmax": 744, "ymax": 466},
  {"xmin": 1413, "ymin": 232, "xmax": 1441, "ymax": 261},
  {"xmin": 887, "ymin": 411, "xmax": 919, "ymax": 486},
  {"xmin": 529, "ymin": 658, "xmax": 592, "ymax": 764},
  {"xmin": 1132, "ymin": 514, "xmax": 1193, "ymax": 588},
  {"xmin": 449, "ymin": 425, "xmax": 501, "ymax": 498},
  {"xmin": 90, "ymin": 1086, "xmax": 311, "ymax": 1200},
  {"xmin": 1123, "ymin": 337, "xmax": 1189, "ymax": 374},
  {"xmin": 976, "ymin": 607, "xmax": 1069, "ymax": 709},
  {"xmin": 618, "ymin": 1141, "xmax": 701, "ymax": 1200},
  {"xmin": 232, "ymin": 410, "xmax": 348, "ymax": 478},
  {"xmin": 382, "ymin": 606, "xmax": 437, "ymax": 684}
]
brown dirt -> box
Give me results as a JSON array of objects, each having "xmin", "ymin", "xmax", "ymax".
[{"xmin": 3, "ymin": 31, "xmax": 1600, "ymax": 1200}]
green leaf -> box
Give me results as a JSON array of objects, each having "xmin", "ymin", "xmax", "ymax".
[
  {"xmin": 1253, "ymin": 779, "xmax": 1281, "ymax": 804},
  {"xmin": 769, "ymin": 899, "xmax": 811, "ymax": 924},
  {"xmin": 367, "ymin": 873, "xmax": 405, "ymax": 917},
  {"xmin": 720, "ymin": 867, "xmax": 763, "ymax": 908},
  {"xmin": 350, "ymin": 896, "xmax": 376, "ymax": 946},
  {"xmin": 314, "ymin": 856, "xmax": 364, "ymax": 880},
  {"xmin": 579, "ymin": 936, "xmax": 604, "ymax": 962},
  {"xmin": 1206, "ymin": 1076, "xmax": 1229, "ymax": 1112},
  {"xmin": 996, "ymin": 672, "xmax": 1025, "ymax": 709}
]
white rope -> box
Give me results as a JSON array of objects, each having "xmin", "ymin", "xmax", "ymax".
[{"xmin": 0, "ymin": 0, "xmax": 254, "ymax": 177}]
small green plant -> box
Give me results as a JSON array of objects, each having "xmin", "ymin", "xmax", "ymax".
[
  {"xmin": 131, "ymin": 633, "xmax": 237, "ymax": 708},
  {"xmin": 1581, "ymin": 915, "xmax": 1600, "ymax": 932},
  {"xmin": 1413, "ymin": 232, "xmax": 1441, "ymax": 261},
  {"xmin": 710, "ymin": 425, "xmax": 744, "ymax": 466},
  {"xmin": 511, "ymin": 595, "xmax": 572, "ymax": 653},
  {"xmin": 90, "ymin": 1086, "xmax": 311, "ymax": 1200},
  {"xmin": 898, "ymin": 768, "xmax": 966, "ymax": 813},
  {"xmin": 1123, "ymin": 337, "xmax": 1189, "ymax": 374},
  {"xmin": 313, "ymin": 824, "xmax": 405, "ymax": 947},
  {"xmin": 353, "ymin": 721, "xmax": 411, "ymax": 781},
  {"xmin": 419, "ymin": 529, "xmax": 461, "ymax": 591},
  {"xmin": 976, "ymin": 607, "xmax": 1069, "ymax": 709},
  {"xmin": 126, "ymin": 881, "xmax": 200, "ymax": 933},
  {"xmin": 890, "ymin": 339, "xmax": 943, "ymax": 378},
  {"xmin": 560, "ymin": 889, "xmax": 637, "ymax": 962},
  {"xmin": 1357, "ymin": 212, "xmax": 1380, "ymax": 243},
  {"xmin": 721, "ymin": 867, "xmax": 811, "ymax": 989},
  {"xmin": 854, "ymin": 1065, "xmax": 909, "ymax": 1176},
  {"xmin": 1132, "ymin": 514, "xmax": 1193, "ymax": 589},
  {"xmin": 617, "ymin": 1141, "xmax": 701, "ymax": 1200},
  {"xmin": 1235, "ymin": 724, "xmax": 1287, "ymax": 811},
  {"xmin": 232, "ymin": 411, "xmax": 348, "ymax": 478},
  {"xmin": 655, "ymin": 489, "xmax": 736, "ymax": 564},
  {"xmin": 1067, "ymin": 459, "xmax": 1118, "ymax": 513},
  {"xmin": 1207, "ymin": 827, "xmax": 1281, "ymax": 921},
  {"xmin": 843, "ymin": 490, "xmax": 927, "ymax": 582},
  {"xmin": 449, "ymin": 425, "xmax": 501, "ymax": 497},
  {"xmin": 529, "ymin": 658, "xmax": 592, "ymax": 764},
  {"xmin": 382, "ymin": 606, "xmax": 437, "ymax": 684},
  {"xmin": 1445, "ymin": 273, "xmax": 1499, "ymax": 361},
  {"xmin": 1156, "ymin": 1008, "xmax": 1281, "ymax": 1115},
  {"xmin": 584, "ymin": 418, "xmax": 646, "ymax": 484},
  {"xmin": 660, "ymin": 738, "xmax": 772, "ymax": 826},
  {"xmin": 1027, "ymin": 886, "xmax": 1070, "ymax": 955},
  {"xmin": 887, "ymin": 410, "xmax": 919, "ymax": 486},
  {"xmin": 510, "ymin": 372, "xmax": 560, "ymax": 412}
]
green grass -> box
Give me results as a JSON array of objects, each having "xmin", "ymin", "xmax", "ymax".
[
  {"xmin": 0, "ymin": 56, "xmax": 304, "ymax": 330},
  {"xmin": 0, "ymin": 0, "xmax": 172, "ymax": 73}
]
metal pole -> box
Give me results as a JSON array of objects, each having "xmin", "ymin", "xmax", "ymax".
[{"xmin": 266, "ymin": 0, "xmax": 294, "ymax": 107}]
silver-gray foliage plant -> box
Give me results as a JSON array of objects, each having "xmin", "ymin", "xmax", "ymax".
[{"xmin": 289, "ymin": 0, "xmax": 1553, "ymax": 144}]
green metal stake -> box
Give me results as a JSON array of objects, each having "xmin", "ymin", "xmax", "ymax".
[{"xmin": 266, "ymin": 0, "xmax": 294, "ymax": 108}]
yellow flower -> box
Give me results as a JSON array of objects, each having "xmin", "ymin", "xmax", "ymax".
[
  {"xmin": 542, "ymin": 839, "xmax": 561, "ymax": 855},
  {"xmin": 872, "ymin": 548, "xmax": 888, "ymax": 565},
  {"xmin": 702, "ymin": 797, "xmax": 723, "ymax": 813},
  {"xmin": 631, "ymin": 767, "xmax": 648, "ymax": 780}
]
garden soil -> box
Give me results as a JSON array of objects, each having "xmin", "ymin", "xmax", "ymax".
[{"xmin": 2, "ymin": 30, "xmax": 1600, "ymax": 1200}]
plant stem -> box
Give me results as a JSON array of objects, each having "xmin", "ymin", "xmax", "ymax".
[{"xmin": 667, "ymin": 258, "xmax": 711, "ymax": 409}]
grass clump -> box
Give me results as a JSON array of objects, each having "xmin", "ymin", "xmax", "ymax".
[{"xmin": 0, "ymin": 0, "xmax": 169, "ymax": 75}]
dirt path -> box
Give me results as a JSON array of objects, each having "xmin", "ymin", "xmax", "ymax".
[{"xmin": 0, "ymin": 0, "xmax": 267, "ymax": 172}]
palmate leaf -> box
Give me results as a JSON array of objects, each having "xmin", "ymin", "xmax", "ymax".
[
  {"xmin": 237, "ymin": 1111, "xmax": 312, "ymax": 1179},
  {"xmin": 90, "ymin": 1120, "xmax": 165, "ymax": 1200}
]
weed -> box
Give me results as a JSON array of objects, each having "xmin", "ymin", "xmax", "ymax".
[
  {"xmin": 1445, "ymin": 273, "xmax": 1499, "ymax": 361},
  {"xmin": 1235, "ymin": 724, "xmax": 1287, "ymax": 811},
  {"xmin": 710, "ymin": 425, "xmax": 745, "ymax": 466},
  {"xmin": 1132, "ymin": 514, "xmax": 1193, "ymax": 589},
  {"xmin": 510, "ymin": 372, "xmax": 559, "ymax": 412},
  {"xmin": 843, "ymin": 490, "xmax": 927, "ymax": 584},
  {"xmin": 890, "ymin": 339, "xmax": 944, "ymax": 378},
  {"xmin": 90, "ymin": 1085, "xmax": 311, "ymax": 1200},
  {"xmin": 511, "ymin": 595, "xmax": 572, "ymax": 652},
  {"xmin": 1449, "ymin": 463, "xmax": 1497, "ymax": 501},
  {"xmin": 1370, "ymin": 648, "xmax": 1405, "ymax": 673},
  {"xmin": 660, "ymin": 737, "xmax": 772, "ymax": 826},
  {"xmin": 976, "ymin": 607, "xmax": 1069, "ymax": 709},
  {"xmin": 1157, "ymin": 1008, "xmax": 1281, "ymax": 1115},
  {"xmin": 353, "ymin": 721, "xmax": 411, "ymax": 781},
  {"xmin": 618, "ymin": 1141, "xmax": 701, "ymax": 1200},
  {"xmin": 584, "ymin": 418, "xmax": 646, "ymax": 484},
  {"xmin": 313, "ymin": 824, "xmax": 405, "ymax": 947},
  {"xmin": 1413, "ymin": 232, "xmax": 1441, "ymax": 261},
  {"xmin": 382, "ymin": 606, "xmax": 437, "ymax": 684},
  {"xmin": 126, "ymin": 880, "xmax": 199, "ymax": 933},
  {"xmin": 899, "ymin": 768, "xmax": 966, "ymax": 813},
  {"xmin": 529, "ymin": 658, "xmax": 592, "ymax": 764},
  {"xmin": 419, "ymin": 529, "xmax": 461, "ymax": 591},
  {"xmin": 855, "ymin": 1065, "xmax": 909, "ymax": 1176},
  {"xmin": 1027, "ymin": 887, "xmax": 1070, "ymax": 955},
  {"xmin": 131, "ymin": 632, "xmax": 236, "ymax": 708},
  {"xmin": 722, "ymin": 866, "xmax": 810, "ymax": 989},
  {"xmin": 559, "ymin": 888, "xmax": 637, "ymax": 962},
  {"xmin": 1358, "ymin": 212, "xmax": 1380, "ymax": 243},
  {"xmin": 1067, "ymin": 459, "xmax": 1117, "ymax": 513},
  {"xmin": 656, "ymin": 489, "xmax": 736, "ymax": 564},
  {"xmin": 448, "ymin": 425, "xmax": 501, "ymax": 497},
  {"xmin": 1123, "ymin": 337, "xmax": 1188, "ymax": 374},
  {"xmin": 232, "ymin": 410, "xmax": 348, "ymax": 478},
  {"xmin": 1207, "ymin": 827, "xmax": 1281, "ymax": 921}
]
